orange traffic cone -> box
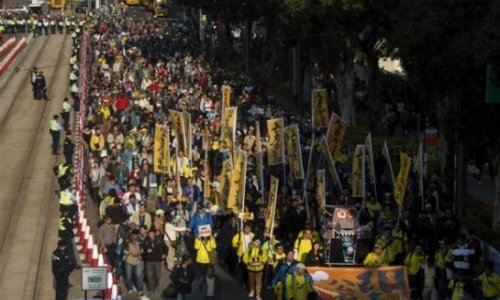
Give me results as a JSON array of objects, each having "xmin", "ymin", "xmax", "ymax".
[
  {"xmin": 91, "ymin": 244, "xmax": 98, "ymax": 267},
  {"xmin": 85, "ymin": 234, "xmax": 94, "ymax": 264}
]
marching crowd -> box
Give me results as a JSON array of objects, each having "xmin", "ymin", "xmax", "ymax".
[{"xmin": 47, "ymin": 8, "xmax": 500, "ymax": 300}]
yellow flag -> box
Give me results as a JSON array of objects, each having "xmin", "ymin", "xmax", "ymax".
[
  {"xmin": 320, "ymin": 137, "xmax": 342, "ymax": 192},
  {"xmin": 218, "ymin": 157, "xmax": 233, "ymax": 204},
  {"xmin": 316, "ymin": 169, "xmax": 326, "ymax": 211},
  {"xmin": 153, "ymin": 124, "xmax": 170, "ymax": 175},
  {"xmin": 227, "ymin": 149, "xmax": 247, "ymax": 213},
  {"xmin": 394, "ymin": 152, "xmax": 412, "ymax": 206},
  {"xmin": 222, "ymin": 85, "xmax": 232, "ymax": 110},
  {"xmin": 264, "ymin": 176, "xmax": 279, "ymax": 237},
  {"xmin": 311, "ymin": 89, "xmax": 330, "ymax": 128},
  {"xmin": 351, "ymin": 145, "xmax": 365, "ymax": 199},
  {"xmin": 284, "ymin": 124, "xmax": 304, "ymax": 180},
  {"xmin": 182, "ymin": 112, "xmax": 192, "ymax": 160},
  {"xmin": 326, "ymin": 113, "xmax": 347, "ymax": 161},
  {"xmin": 220, "ymin": 107, "xmax": 238, "ymax": 153},
  {"xmin": 169, "ymin": 109, "xmax": 184, "ymax": 151},
  {"xmin": 267, "ymin": 118, "xmax": 285, "ymax": 166}
]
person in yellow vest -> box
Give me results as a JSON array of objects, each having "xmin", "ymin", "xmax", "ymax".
[
  {"xmin": 296, "ymin": 223, "xmax": 321, "ymax": 246},
  {"xmin": 363, "ymin": 244, "xmax": 389, "ymax": 267},
  {"xmin": 90, "ymin": 128, "xmax": 105, "ymax": 155},
  {"xmin": 478, "ymin": 262, "xmax": 500, "ymax": 300},
  {"xmin": 50, "ymin": 115, "xmax": 63, "ymax": 155},
  {"xmin": 59, "ymin": 188, "xmax": 76, "ymax": 216},
  {"xmin": 194, "ymin": 233, "xmax": 217, "ymax": 276},
  {"xmin": 434, "ymin": 240, "xmax": 449, "ymax": 297},
  {"xmin": 284, "ymin": 263, "xmax": 315, "ymax": 300},
  {"xmin": 232, "ymin": 223, "xmax": 254, "ymax": 288},
  {"xmin": 405, "ymin": 244, "xmax": 427, "ymax": 298},
  {"xmin": 263, "ymin": 238, "xmax": 283, "ymax": 289},
  {"xmin": 293, "ymin": 229, "xmax": 314, "ymax": 262},
  {"xmin": 375, "ymin": 227, "xmax": 397, "ymax": 265},
  {"xmin": 448, "ymin": 272, "xmax": 467, "ymax": 300},
  {"xmin": 54, "ymin": 162, "xmax": 72, "ymax": 190},
  {"xmin": 366, "ymin": 195, "xmax": 381, "ymax": 220},
  {"xmin": 243, "ymin": 236, "xmax": 268, "ymax": 300}
]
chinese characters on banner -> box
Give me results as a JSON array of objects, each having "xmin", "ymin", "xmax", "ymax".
[
  {"xmin": 227, "ymin": 149, "xmax": 247, "ymax": 213},
  {"xmin": 169, "ymin": 109, "xmax": 185, "ymax": 152},
  {"xmin": 326, "ymin": 113, "xmax": 347, "ymax": 161},
  {"xmin": 264, "ymin": 176, "xmax": 279, "ymax": 237},
  {"xmin": 267, "ymin": 118, "xmax": 285, "ymax": 166},
  {"xmin": 284, "ymin": 124, "xmax": 304, "ymax": 180},
  {"xmin": 153, "ymin": 124, "xmax": 170, "ymax": 175},
  {"xmin": 222, "ymin": 85, "xmax": 232, "ymax": 111},
  {"xmin": 394, "ymin": 152, "xmax": 412, "ymax": 206},
  {"xmin": 182, "ymin": 111, "xmax": 192, "ymax": 160},
  {"xmin": 316, "ymin": 169, "xmax": 326, "ymax": 212},
  {"xmin": 351, "ymin": 145, "xmax": 366, "ymax": 199},
  {"xmin": 311, "ymin": 89, "xmax": 330, "ymax": 128},
  {"xmin": 220, "ymin": 107, "xmax": 238, "ymax": 153},
  {"xmin": 218, "ymin": 158, "xmax": 233, "ymax": 205}
]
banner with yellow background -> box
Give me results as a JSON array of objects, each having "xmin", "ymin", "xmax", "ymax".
[
  {"xmin": 153, "ymin": 124, "xmax": 170, "ymax": 175},
  {"xmin": 218, "ymin": 157, "xmax": 233, "ymax": 205},
  {"xmin": 169, "ymin": 109, "xmax": 185, "ymax": 152},
  {"xmin": 220, "ymin": 107, "xmax": 238, "ymax": 153},
  {"xmin": 267, "ymin": 118, "xmax": 285, "ymax": 166},
  {"xmin": 326, "ymin": 113, "xmax": 347, "ymax": 161},
  {"xmin": 351, "ymin": 145, "xmax": 365, "ymax": 199},
  {"xmin": 264, "ymin": 176, "xmax": 279, "ymax": 237},
  {"xmin": 284, "ymin": 125, "xmax": 304, "ymax": 180},
  {"xmin": 311, "ymin": 89, "xmax": 330, "ymax": 128},
  {"xmin": 227, "ymin": 149, "xmax": 247, "ymax": 213},
  {"xmin": 316, "ymin": 169, "xmax": 326, "ymax": 212},
  {"xmin": 394, "ymin": 152, "xmax": 412, "ymax": 206}
]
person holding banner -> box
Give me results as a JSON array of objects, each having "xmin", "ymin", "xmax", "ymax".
[
  {"xmin": 243, "ymin": 236, "xmax": 268, "ymax": 300},
  {"xmin": 194, "ymin": 229, "xmax": 217, "ymax": 277},
  {"xmin": 232, "ymin": 223, "xmax": 255, "ymax": 287}
]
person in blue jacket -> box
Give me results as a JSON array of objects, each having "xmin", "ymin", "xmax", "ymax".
[{"xmin": 188, "ymin": 202, "xmax": 214, "ymax": 237}]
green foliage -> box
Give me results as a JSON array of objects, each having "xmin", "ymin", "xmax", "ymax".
[{"xmin": 462, "ymin": 196, "xmax": 500, "ymax": 251}]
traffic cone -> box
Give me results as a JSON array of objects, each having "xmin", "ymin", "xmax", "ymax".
[
  {"xmin": 80, "ymin": 220, "xmax": 88, "ymax": 249},
  {"xmin": 91, "ymin": 245, "xmax": 98, "ymax": 267},
  {"xmin": 85, "ymin": 234, "xmax": 94, "ymax": 263},
  {"xmin": 111, "ymin": 284, "xmax": 118, "ymax": 299},
  {"xmin": 97, "ymin": 253, "xmax": 104, "ymax": 267},
  {"xmin": 103, "ymin": 270, "xmax": 113, "ymax": 299}
]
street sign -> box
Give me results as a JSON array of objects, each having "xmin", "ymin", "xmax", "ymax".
[{"xmin": 82, "ymin": 267, "xmax": 107, "ymax": 291}]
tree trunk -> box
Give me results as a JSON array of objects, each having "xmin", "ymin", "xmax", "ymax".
[{"xmin": 336, "ymin": 59, "xmax": 356, "ymax": 125}]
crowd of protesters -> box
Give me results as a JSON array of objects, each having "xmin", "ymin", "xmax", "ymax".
[{"xmin": 48, "ymin": 7, "xmax": 500, "ymax": 300}]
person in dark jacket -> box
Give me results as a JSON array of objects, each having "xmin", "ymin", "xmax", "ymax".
[
  {"xmin": 52, "ymin": 240, "xmax": 75, "ymax": 300},
  {"xmin": 105, "ymin": 198, "xmax": 128, "ymax": 225},
  {"xmin": 170, "ymin": 254, "xmax": 196, "ymax": 300},
  {"xmin": 197, "ymin": 264, "xmax": 222, "ymax": 300},
  {"xmin": 63, "ymin": 131, "xmax": 75, "ymax": 165},
  {"xmin": 304, "ymin": 242, "xmax": 326, "ymax": 266},
  {"xmin": 143, "ymin": 229, "xmax": 166, "ymax": 293}
]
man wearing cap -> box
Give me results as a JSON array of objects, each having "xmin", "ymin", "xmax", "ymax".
[
  {"xmin": 49, "ymin": 115, "xmax": 63, "ymax": 155},
  {"xmin": 284, "ymin": 263, "xmax": 314, "ymax": 300},
  {"xmin": 243, "ymin": 236, "xmax": 268, "ymax": 300},
  {"xmin": 363, "ymin": 244, "xmax": 389, "ymax": 267},
  {"xmin": 52, "ymin": 240, "xmax": 75, "ymax": 300},
  {"xmin": 188, "ymin": 202, "xmax": 214, "ymax": 237}
]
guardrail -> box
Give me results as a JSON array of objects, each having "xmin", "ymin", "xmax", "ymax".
[
  {"xmin": 0, "ymin": 33, "xmax": 33, "ymax": 77},
  {"xmin": 0, "ymin": 38, "xmax": 16, "ymax": 58}
]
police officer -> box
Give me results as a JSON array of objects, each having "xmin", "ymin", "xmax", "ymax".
[
  {"xmin": 54, "ymin": 162, "xmax": 71, "ymax": 189},
  {"xmin": 63, "ymin": 131, "xmax": 75, "ymax": 165},
  {"xmin": 59, "ymin": 187, "xmax": 76, "ymax": 215},
  {"xmin": 50, "ymin": 115, "xmax": 63, "ymax": 155},
  {"xmin": 58, "ymin": 16, "xmax": 64, "ymax": 34},
  {"xmin": 52, "ymin": 240, "xmax": 75, "ymax": 300},
  {"xmin": 17, "ymin": 16, "xmax": 24, "ymax": 33},
  {"xmin": 65, "ymin": 16, "xmax": 71, "ymax": 35},
  {"xmin": 61, "ymin": 97, "xmax": 72, "ymax": 131},
  {"xmin": 43, "ymin": 16, "xmax": 49, "ymax": 35},
  {"xmin": 50, "ymin": 16, "xmax": 56, "ymax": 34},
  {"xmin": 35, "ymin": 71, "xmax": 49, "ymax": 100}
]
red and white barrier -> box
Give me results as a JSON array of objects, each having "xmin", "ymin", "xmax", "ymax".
[
  {"xmin": 0, "ymin": 37, "xmax": 27, "ymax": 77},
  {"xmin": 0, "ymin": 38, "xmax": 16, "ymax": 58}
]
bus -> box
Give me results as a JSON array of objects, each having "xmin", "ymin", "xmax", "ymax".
[
  {"xmin": 49, "ymin": 0, "xmax": 66, "ymax": 9},
  {"xmin": 142, "ymin": 0, "xmax": 169, "ymax": 17}
]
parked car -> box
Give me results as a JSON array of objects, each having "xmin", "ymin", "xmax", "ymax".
[{"xmin": 7, "ymin": 4, "xmax": 29, "ymax": 14}]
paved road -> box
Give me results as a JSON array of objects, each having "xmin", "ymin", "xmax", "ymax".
[{"xmin": 0, "ymin": 33, "xmax": 73, "ymax": 299}]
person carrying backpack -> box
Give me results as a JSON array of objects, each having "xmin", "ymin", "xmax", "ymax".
[
  {"xmin": 243, "ymin": 236, "xmax": 268, "ymax": 300},
  {"xmin": 284, "ymin": 263, "xmax": 315, "ymax": 300},
  {"xmin": 272, "ymin": 250, "xmax": 298, "ymax": 300}
]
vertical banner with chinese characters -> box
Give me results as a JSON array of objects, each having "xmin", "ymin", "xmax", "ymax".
[
  {"xmin": 326, "ymin": 113, "xmax": 347, "ymax": 161},
  {"xmin": 316, "ymin": 169, "xmax": 326, "ymax": 212},
  {"xmin": 222, "ymin": 85, "xmax": 232, "ymax": 112},
  {"xmin": 169, "ymin": 109, "xmax": 185, "ymax": 152},
  {"xmin": 394, "ymin": 152, "xmax": 412, "ymax": 206},
  {"xmin": 264, "ymin": 176, "xmax": 279, "ymax": 238},
  {"xmin": 255, "ymin": 151, "xmax": 265, "ymax": 200},
  {"xmin": 220, "ymin": 107, "xmax": 238, "ymax": 153},
  {"xmin": 182, "ymin": 112, "xmax": 192, "ymax": 161},
  {"xmin": 203, "ymin": 128, "xmax": 211, "ymax": 200},
  {"xmin": 284, "ymin": 124, "xmax": 304, "ymax": 180},
  {"xmin": 364, "ymin": 133, "xmax": 377, "ymax": 199},
  {"xmin": 218, "ymin": 157, "xmax": 233, "ymax": 205},
  {"xmin": 267, "ymin": 118, "xmax": 285, "ymax": 166},
  {"xmin": 227, "ymin": 149, "xmax": 247, "ymax": 213},
  {"xmin": 351, "ymin": 145, "xmax": 366, "ymax": 199},
  {"xmin": 311, "ymin": 89, "xmax": 330, "ymax": 128},
  {"xmin": 153, "ymin": 124, "xmax": 170, "ymax": 175}
]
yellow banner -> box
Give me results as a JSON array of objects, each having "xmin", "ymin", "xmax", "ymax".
[
  {"xmin": 306, "ymin": 266, "xmax": 410, "ymax": 300},
  {"xmin": 169, "ymin": 109, "xmax": 185, "ymax": 151},
  {"xmin": 222, "ymin": 85, "xmax": 232, "ymax": 110},
  {"xmin": 255, "ymin": 151, "xmax": 264, "ymax": 198},
  {"xmin": 316, "ymin": 169, "xmax": 326, "ymax": 211},
  {"xmin": 264, "ymin": 176, "xmax": 279, "ymax": 237},
  {"xmin": 320, "ymin": 137, "xmax": 342, "ymax": 191},
  {"xmin": 182, "ymin": 112, "xmax": 192, "ymax": 160},
  {"xmin": 394, "ymin": 152, "xmax": 412, "ymax": 206},
  {"xmin": 203, "ymin": 129, "xmax": 211, "ymax": 200},
  {"xmin": 326, "ymin": 113, "xmax": 347, "ymax": 161},
  {"xmin": 227, "ymin": 149, "xmax": 247, "ymax": 213},
  {"xmin": 153, "ymin": 124, "xmax": 170, "ymax": 175},
  {"xmin": 311, "ymin": 89, "xmax": 330, "ymax": 128},
  {"xmin": 267, "ymin": 118, "xmax": 285, "ymax": 166},
  {"xmin": 220, "ymin": 107, "xmax": 238, "ymax": 153},
  {"xmin": 218, "ymin": 157, "xmax": 233, "ymax": 205},
  {"xmin": 351, "ymin": 145, "xmax": 365, "ymax": 198},
  {"xmin": 284, "ymin": 125, "xmax": 304, "ymax": 180}
]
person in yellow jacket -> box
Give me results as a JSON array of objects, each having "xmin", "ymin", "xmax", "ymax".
[
  {"xmin": 90, "ymin": 129, "xmax": 105, "ymax": 153},
  {"xmin": 194, "ymin": 234, "xmax": 217, "ymax": 276},
  {"xmin": 284, "ymin": 263, "xmax": 315, "ymax": 300},
  {"xmin": 448, "ymin": 273, "xmax": 466, "ymax": 300},
  {"xmin": 232, "ymin": 223, "xmax": 254, "ymax": 289},
  {"xmin": 243, "ymin": 236, "xmax": 268, "ymax": 300},
  {"xmin": 478, "ymin": 262, "xmax": 500, "ymax": 300},
  {"xmin": 293, "ymin": 229, "xmax": 314, "ymax": 262},
  {"xmin": 405, "ymin": 244, "xmax": 426, "ymax": 298},
  {"xmin": 263, "ymin": 238, "xmax": 284, "ymax": 289},
  {"xmin": 363, "ymin": 244, "xmax": 389, "ymax": 267}
]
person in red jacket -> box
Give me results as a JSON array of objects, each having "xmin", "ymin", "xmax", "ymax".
[{"xmin": 115, "ymin": 92, "xmax": 130, "ymax": 123}]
